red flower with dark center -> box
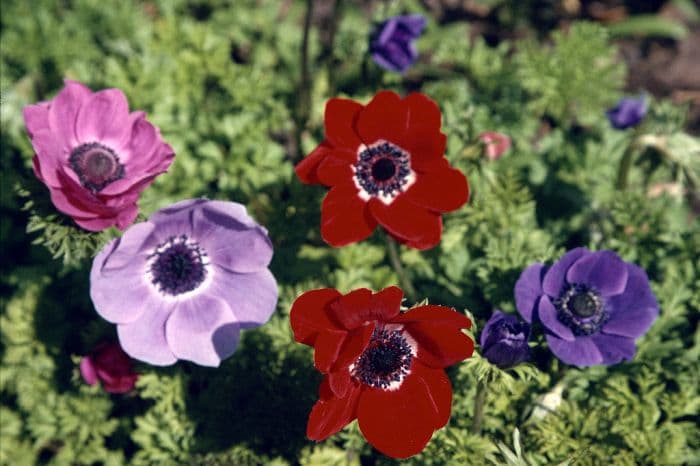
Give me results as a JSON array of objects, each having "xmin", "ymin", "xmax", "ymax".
[
  {"xmin": 296, "ymin": 91, "xmax": 469, "ymax": 250},
  {"xmin": 290, "ymin": 286, "xmax": 474, "ymax": 458}
]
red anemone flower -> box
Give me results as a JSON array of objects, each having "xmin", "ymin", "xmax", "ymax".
[
  {"xmin": 290, "ymin": 286, "xmax": 474, "ymax": 458},
  {"xmin": 296, "ymin": 91, "xmax": 469, "ymax": 250}
]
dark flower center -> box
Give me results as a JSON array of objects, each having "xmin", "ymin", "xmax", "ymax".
[
  {"xmin": 354, "ymin": 141, "xmax": 412, "ymax": 200},
  {"xmin": 352, "ymin": 327, "xmax": 413, "ymax": 390},
  {"xmin": 555, "ymin": 284, "xmax": 608, "ymax": 336},
  {"xmin": 69, "ymin": 142, "xmax": 125, "ymax": 192},
  {"xmin": 496, "ymin": 321, "xmax": 528, "ymax": 346},
  {"xmin": 149, "ymin": 235, "xmax": 208, "ymax": 296}
]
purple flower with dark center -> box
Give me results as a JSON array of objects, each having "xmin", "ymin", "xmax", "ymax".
[
  {"xmin": 606, "ymin": 95, "xmax": 647, "ymax": 129},
  {"xmin": 90, "ymin": 199, "xmax": 278, "ymax": 367},
  {"xmin": 369, "ymin": 15, "xmax": 427, "ymax": 73},
  {"xmin": 480, "ymin": 311, "xmax": 531, "ymax": 369},
  {"xmin": 515, "ymin": 248, "xmax": 658, "ymax": 367},
  {"xmin": 23, "ymin": 80, "xmax": 174, "ymax": 231}
]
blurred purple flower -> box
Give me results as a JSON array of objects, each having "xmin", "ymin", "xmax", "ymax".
[
  {"xmin": 80, "ymin": 342, "xmax": 138, "ymax": 393},
  {"xmin": 369, "ymin": 15, "xmax": 427, "ymax": 73},
  {"xmin": 480, "ymin": 311, "xmax": 530, "ymax": 368},
  {"xmin": 515, "ymin": 248, "xmax": 658, "ymax": 367},
  {"xmin": 606, "ymin": 95, "xmax": 647, "ymax": 129},
  {"xmin": 23, "ymin": 80, "xmax": 174, "ymax": 231},
  {"xmin": 90, "ymin": 199, "xmax": 278, "ymax": 367}
]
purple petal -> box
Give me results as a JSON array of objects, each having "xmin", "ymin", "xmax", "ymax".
[
  {"xmin": 514, "ymin": 263, "xmax": 545, "ymax": 323},
  {"xmin": 602, "ymin": 263, "xmax": 658, "ymax": 338},
  {"xmin": 100, "ymin": 222, "xmax": 157, "ymax": 270},
  {"xmin": 75, "ymin": 88, "xmax": 130, "ymax": 146},
  {"xmin": 591, "ymin": 334, "xmax": 636, "ymax": 365},
  {"xmin": 79, "ymin": 357, "xmax": 98, "ymax": 385},
  {"xmin": 566, "ymin": 250, "xmax": 628, "ymax": 297},
  {"xmin": 376, "ymin": 18, "xmax": 399, "ymax": 46},
  {"xmin": 117, "ymin": 301, "xmax": 177, "ymax": 366},
  {"xmin": 546, "ymin": 334, "xmax": 603, "ymax": 367},
  {"xmin": 48, "ymin": 80, "xmax": 92, "ymax": 151},
  {"xmin": 28, "ymin": 129, "xmax": 67, "ymax": 187},
  {"xmin": 23, "ymin": 101, "xmax": 50, "ymax": 138},
  {"xmin": 542, "ymin": 248, "xmax": 588, "ymax": 297},
  {"xmin": 607, "ymin": 96, "xmax": 647, "ymax": 129},
  {"xmin": 480, "ymin": 310, "xmax": 508, "ymax": 347},
  {"xmin": 209, "ymin": 267, "xmax": 278, "ymax": 329},
  {"xmin": 539, "ymin": 296, "xmax": 575, "ymax": 341},
  {"xmin": 483, "ymin": 341, "xmax": 530, "ymax": 369},
  {"xmin": 199, "ymin": 200, "xmax": 262, "ymax": 231},
  {"xmin": 165, "ymin": 295, "xmax": 240, "ymax": 367},
  {"xmin": 396, "ymin": 14, "xmax": 427, "ymax": 36}
]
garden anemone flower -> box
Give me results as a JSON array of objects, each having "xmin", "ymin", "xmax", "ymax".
[
  {"xmin": 369, "ymin": 14, "xmax": 427, "ymax": 73},
  {"xmin": 478, "ymin": 131, "xmax": 511, "ymax": 160},
  {"xmin": 296, "ymin": 91, "xmax": 468, "ymax": 250},
  {"xmin": 480, "ymin": 311, "xmax": 530, "ymax": 369},
  {"xmin": 90, "ymin": 199, "xmax": 278, "ymax": 367},
  {"xmin": 290, "ymin": 286, "xmax": 473, "ymax": 458},
  {"xmin": 23, "ymin": 80, "xmax": 174, "ymax": 231},
  {"xmin": 515, "ymin": 248, "xmax": 658, "ymax": 367},
  {"xmin": 606, "ymin": 95, "xmax": 647, "ymax": 129},
  {"xmin": 80, "ymin": 342, "xmax": 138, "ymax": 394}
]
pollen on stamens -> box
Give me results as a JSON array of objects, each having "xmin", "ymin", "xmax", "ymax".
[
  {"xmin": 351, "ymin": 327, "xmax": 413, "ymax": 390},
  {"xmin": 147, "ymin": 235, "xmax": 210, "ymax": 297},
  {"xmin": 555, "ymin": 284, "xmax": 608, "ymax": 336},
  {"xmin": 354, "ymin": 140, "xmax": 414, "ymax": 203}
]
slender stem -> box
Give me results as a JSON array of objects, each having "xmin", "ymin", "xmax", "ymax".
[
  {"xmin": 295, "ymin": 0, "xmax": 314, "ymax": 162},
  {"xmin": 383, "ymin": 233, "xmax": 417, "ymax": 301},
  {"xmin": 615, "ymin": 130, "xmax": 642, "ymax": 191},
  {"xmin": 470, "ymin": 379, "xmax": 487, "ymax": 435}
]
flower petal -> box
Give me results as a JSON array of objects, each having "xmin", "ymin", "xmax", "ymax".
[
  {"xmin": 542, "ymin": 247, "xmax": 588, "ymax": 297},
  {"xmin": 314, "ymin": 328, "xmax": 347, "ymax": 373},
  {"xmin": 165, "ymin": 295, "xmax": 240, "ymax": 367},
  {"xmin": 79, "ymin": 357, "xmax": 98, "ymax": 385},
  {"xmin": 591, "ymin": 334, "xmax": 636, "ymax": 365},
  {"xmin": 332, "ymin": 322, "xmax": 376, "ymax": 371},
  {"xmin": 369, "ymin": 196, "xmax": 441, "ymax": 249},
  {"xmin": 412, "ymin": 361, "xmax": 452, "ymax": 428},
  {"xmin": 404, "ymin": 166, "xmax": 468, "ymax": 213},
  {"xmin": 321, "ymin": 183, "xmax": 377, "ymax": 247},
  {"xmin": 48, "ymin": 80, "xmax": 91, "ymax": 150},
  {"xmin": 28, "ymin": 130, "xmax": 67, "ymax": 187},
  {"xmin": 406, "ymin": 321, "xmax": 475, "ymax": 368},
  {"xmin": 392, "ymin": 305, "xmax": 472, "ymax": 329},
  {"xmin": 290, "ymin": 288, "xmax": 343, "ymax": 345},
  {"xmin": 408, "ymin": 133, "xmax": 448, "ymax": 173},
  {"xmin": 514, "ymin": 263, "xmax": 546, "ymax": 323},
  {"xmin": 316, "ymin": 151, "xmax": 357, "ymax": 186},
  {"xmin": 356, "ymin": 91, "xmax": 409, "ymax": 147},
  {"xmin": 325, "ymin": 98, "xmax": 363, "ymax": 150},
  {"xmin": 307, "ymin": 379, "xmax": 361, "ymax": 441},
  {"xmin": 117, "ymin": 302, "xmax": 177, "ymax": 366},
  {"xmin": 198, "ymin": 218, "xmax": 273, "ymax": 274},
  {"xmin": 357, "ymin": 370, "xmax": 439, "ymax": 458},
  {"xmin": 328, "ymin": 367, "xmax": 355, "ymax": 398},
  {"xmin": 566, "ymin": 250, "xmax": 629, "ymax": 297},
  {"xmin": 208, "ymin": 267, "xmax": 278, "ymax": 329},
  {"xmin": 405, "ymin": 93, "xmax": 441, "ymax": 135},
  {"xmin": 330, "ymin": 287, "xmax": 402, "ymax": 330},
  {"xmin": 602, "ymin": 263, "xmax": 658, "ymax": 338},
  {"xmin": 23, "ymin": 101, "xmax": 50, "ymax": 138},
  {"xmin": 545, "ymin": 334, "xmax": 603, "ymax": 367},
  {"xmin": 75, "ymin": 88, "xmax": 131, "ymax": 146},
  {"xmin": 296, "ymin": 142, "xmax": 332, "ymax": 185},
  {"xmin": 538, "ymin": 296, "xmax": 575, "ymax": 341}
]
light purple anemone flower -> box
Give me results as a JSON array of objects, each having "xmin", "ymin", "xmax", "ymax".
[
  {"xmin": 369, "ymin": 15, "xmax": 427, "ymax": 73},
  {"xmin": 90, "ymin": 199, "xmax": 278, "ymax": 367},
  {"xmin": 515, "ymin": 248, "xmax": 658, "ymax": 367},
  {"xmin": 23, "ymin": 80, "xmax": 174, "ymax": 231}
]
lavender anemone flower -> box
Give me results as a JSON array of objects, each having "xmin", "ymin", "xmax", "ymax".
[
  {"xmin": 480, "ymin": 311, "xmax": 530, "ymax": 369},
  {"xmin": 515, "ymin": 248, "xmax": 658, "ymax": 367},
  {"xmin": 90, "ymin": 199, "xmax": 278, "ymax": 367},
  {"xmin": 23, "ymin": 80, "xmax": 174, "ymax": 231},
  {"xmin": 606, "ymin": 95, "xmax": 647, "ymax": 129},
  {"xmin": 369, "ymin": 14, "xmax": 427, "ymax": 73}
]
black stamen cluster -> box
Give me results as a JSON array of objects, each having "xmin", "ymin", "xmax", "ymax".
[
  {"xmin": 555, "ymin": 284, "xmax": 608, "ymax": 336},
  {"xmin": 352, "ymin": 327, "xmax": 413, "ymax": 389},
  {"xmin": 149, "ymin": 235, "xmax": 208, "ymax": 296},
  {"xmin": 69, "ymin": 142, "xmax": 125, "ymax": 192},
  {"xmin": 354, "ymin": 141, "xmax": 411, "ymax": 198}
]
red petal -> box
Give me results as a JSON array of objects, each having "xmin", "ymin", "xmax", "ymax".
[
  {"xmin": 296, "ymin": 142, "xmax": 332, "ymax": 184},
  {"xmin": 405, "ymin": 93, "xmax": 442, "ymax": 134},
  {"xmin": 314, "ymin": 328, "xmax": 347, "ymax": 373},
  {"xmin": 393, "ymin": 305, "xmax": 473, "ymax": 329},
  {"xmin": 325, "ymin": 98, "xmax": 363, "ymax": 150},
  {"xmin": 368, "ymin": 196, "xmax": 442, "ymax": 250},
  {"xmin": 412, "ymin": 361, "xmax": 453, "ymax": 428},
  {"xmin": 405, "ymin": 166, "xmax": 469, "ymax": 213},
  {"xmin": 356, "ymin": 91, "xmax": 409, "ymax": 147},
  {"xmin": 406, "ymin": 322, "xmax": 475, "ymax": 368},
  {"xmin": 328, "ymin": 366, "xmax": 355, "ymax": 398},
  {"xmin": 330, "ymin": 286, "xmax": 402, "ymax": 330},
  {"xmin": 290, "ymin": 288, "xmax": 343, "ymax": 345},
  {"xmin": 308, "ymin": 378, "xmax": 361, "ymax": 441},
  {"xmin": 357, "ymin": 371, "xmax": 440, "ymax": 458},
  {"xmin": 316, "ymin": 149, "xmax": 357, "ymax": 186},
  {"xmin": 321, "ymin": 183, "xmax": 377, "ymax": 247},
  {"xmin": 407, "ymin": 133, "xmax": 448, "ymax": 173},
  {"xmin": 332, "ymin": 322, "xmax": 375, "ymax": 371}
]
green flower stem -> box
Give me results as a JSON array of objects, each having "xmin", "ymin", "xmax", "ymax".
[
  {"xmin": 294, "ymin": 0, "xmax": 314, "ymax": 162},
  {"xmin": 384, "ymin": 232, "xmax": 417, "ymax": 301},
  {"xmin": 470, "ymin": 379, "xmax": 488, "ymax": 435},
  {"xmin": 615, "ymin": 128, "xmax": 643, "ymax": 190}
]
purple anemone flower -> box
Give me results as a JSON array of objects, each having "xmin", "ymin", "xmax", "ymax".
[
  {"xmin": 90, "ymin": 199, "xmax": 278, "ymax": 367},
  {"xmin": 369, "ymin": 14, "xmax": 427, "ymax": 73},
  {"xmin": 606, "ymin": 95, "xmax": 647, "ymax": 129},
  {"xmin": 23, "ymin": 80, "xmax": 174, "ymax": 231},
  {"xmin": 515, "ymin": 248, "xmax": 658, "ymax": 367},
  {"xmin": 480, "ymin": 311, "xmax": 531, "ymax": 369}
]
